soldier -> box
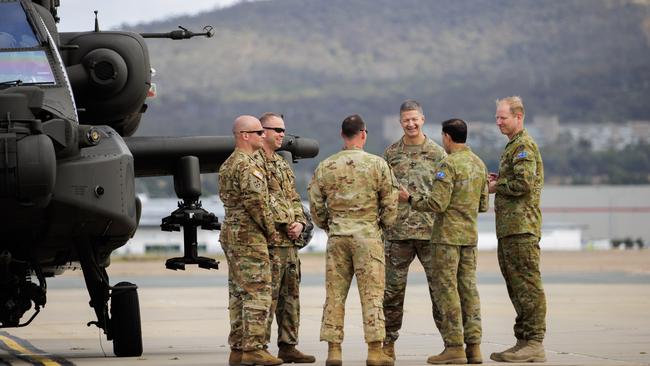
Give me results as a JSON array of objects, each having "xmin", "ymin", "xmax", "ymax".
[
  {"xmin": 256, "ymin": 112, "xmax": 315, "ymax": 363},
  {"xmin": 488, "ymin": 96, "xmax": 547, "ymax": 363},
  {"xmin": 403, "ymin": 118, "xmax": 488, "ymax": 364},
  {"xmin": 382, "ymin": 100, "xmax": 446, "ymax": 360},
  {"xmin": 219, "ymin": 115, "xmax": 283, "ymax": 366},
  {"xmin": 308, "ymin": 115, "xmax": 398, "ymax": 366}
]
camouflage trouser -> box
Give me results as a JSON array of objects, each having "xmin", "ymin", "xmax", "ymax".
[
  {"xmin": 383, "ymin": 239, "xmax": 441, "ymax": 343},
  {"xmin": 320, "ymin": 235, "xmax": 386, "ymax": 343},
  {"xmin": 430, "ymin": 244, "xmax": 482, "ymax": 346},
  {"xmin": 264, "ymin": 246, "xmax": 302, "ymax": 346},
  {"xmin": 497, "ymin": 234, "xmax": 546, "ymax": 342},
  {"xmin": 222, "ymin": 241, "xmax": 273, "ymax": 351}
]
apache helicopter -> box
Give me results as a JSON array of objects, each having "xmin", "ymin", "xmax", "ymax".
[{"xmin": 0, "ymin": 0, "xmax": 318, "ymax": 358}]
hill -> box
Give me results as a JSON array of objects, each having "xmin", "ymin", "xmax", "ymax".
[{"xmin": 126, "ymin": 0, "xmax": 650, "ymax": 193}]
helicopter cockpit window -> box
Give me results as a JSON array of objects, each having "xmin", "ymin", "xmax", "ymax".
[
  {"xmin": 0, "ymin": 1, "xmax": 39, "ymax": 48},
  {"xmin": 0, "ymin": 51, "xmax": 55, "ymax": 85},
  {"xmin": 0, "ymin": 1, "xmax": 55, "ymax": 86}
]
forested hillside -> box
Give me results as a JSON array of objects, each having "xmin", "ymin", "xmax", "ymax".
[{"xmin": 128, "ymin": 0, "xmax": 650, "ymax": 195}]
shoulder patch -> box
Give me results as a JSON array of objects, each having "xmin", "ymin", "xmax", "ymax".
[
  {"xmin": 435, "ymin": 171, "xmax": 446, "ymax": 180},
  {"xmin": 252, "ymin": 169, "xmax": 265, "ymax": 181},
  {"xmin": 515, "ymin": 151, "xmax": 528, "ymax": 159}
]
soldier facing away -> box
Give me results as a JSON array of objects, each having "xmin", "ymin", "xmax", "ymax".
[
  {"xmin": 218, "ymin": 115, "xmax": 282, "ymax": 366},
  {"xmin": 403, "ymin": 118, "xmax": 489, "ymax": 364},
  {"xmin": 488, "ymin": 96, "xmax": 547, "ymax": 363},
  {"xmin": 308, "ymin": 114, "xmax": 398, "ymax": 366},
  {"xmin": 256, "ymin": 112, "xmax": 315, "ymax": 363},
  {"xmin": 382, "ymin": 100, "xmax": 447, "ymax": 361}
]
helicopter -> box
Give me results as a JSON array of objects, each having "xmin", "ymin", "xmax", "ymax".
[{"xmin": 0, "ymin": 0, "xmax": 319, "ymax": 358}]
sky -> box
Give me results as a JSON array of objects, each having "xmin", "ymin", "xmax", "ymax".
[{"xmin": 56, "ymin": 0, "xmax": 244, "ymax": 32}]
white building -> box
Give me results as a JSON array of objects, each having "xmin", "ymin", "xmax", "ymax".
[{"xmin": 119, "ymin": 198, "xmax": 583, "ymax": 255}]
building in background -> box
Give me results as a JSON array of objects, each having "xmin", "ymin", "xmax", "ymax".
[{"xmin": 120, "ymin": 185, "xmax": 650, "ymax": 254}]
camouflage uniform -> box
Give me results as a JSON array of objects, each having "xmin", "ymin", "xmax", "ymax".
[
  {"xmin": 382, "ymin": 137, "xmax": 446, "ymax": 344},
  {"xmin": 219, "ymin": 148, "xmax": 278, "ymax": 351},
  {"xmin": 411, "ymin": 146, "xmax": 489, "ymax": 347},
  {"xmin": 255, "ymin": 151, "xmax": 307, "ymax": 346},
  {"xmin": 308, "ymin": 148, "xmax": 398, "ymax": 343},
  {"xmin": 494, "ymin": 129, "xmax": 546, "ymax": 342}
]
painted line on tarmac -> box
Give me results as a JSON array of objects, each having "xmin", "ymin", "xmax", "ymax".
[{"xmin": 0, "ymin": 331, "xmax": 74, "ymax": 366}]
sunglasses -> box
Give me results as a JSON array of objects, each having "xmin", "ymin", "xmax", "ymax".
[
  {"xmin": 263, "ymin": 127, "xmax": 286, "ymax": 133},
  {"xmin": 239, "ymin": 130, "xmax": 265, "ymax": 136}
]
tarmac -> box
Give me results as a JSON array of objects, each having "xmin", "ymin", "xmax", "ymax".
[{"xmin": 1, "ymin": 250, "xmax": 649, "ymax": 366}]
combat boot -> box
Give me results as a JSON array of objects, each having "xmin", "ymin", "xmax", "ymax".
[
  {"xmin": 326, "ymin": 342, "xmax": 342, "ymax": 366},
  {"xmin": 489, "ymin": 339, "xmax": 526, "ymax": 362},
  {"xmin": 230, "ymin": 349, "xmax": 243, "ymax": 366},
  {"xmin": 383, "ymin": 342, "xmax": 395, "ymax": 361},
  {"xmin": 241, "ymin": 349, "xmax": 284, "ymax": 366},
  {"xmin": 500, "ymin": 340, "xmax": 546, "ymax": 363},
  {"xmin": 366, "ymin": 341, "xmax": 394, "ymax": 366},
  {"xmin": 465, "ymin": 344, "xmax": 482, "ymax": 364},
  {"xmin": 426, "ymin": 346, "xmax": 467, "ymax": 365},
  {"xmin": 278, "ymin": 343, "xmax": 315, "ymax": 363}
]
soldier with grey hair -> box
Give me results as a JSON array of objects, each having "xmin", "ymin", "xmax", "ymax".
[
  {"xmin": 308, "ymin": 114, "xmax": 398, "ymax": 366},
  {"xmin": 488, "ymin": 96, "xmax": 547, "ymax": 363},
  {"xmin": 403, "ymin": 118, "xmax": 489, "ymax": 364},
  {"xmin": 381, "ymin": 100, "xmax": 446, "ymax": 360}
]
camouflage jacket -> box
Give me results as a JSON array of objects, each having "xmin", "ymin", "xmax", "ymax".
[
  {"xmin": 255, "ymin": 150, "xmax": 306, "ymax": 247},
  {"xmin": 218, "ymin": 148, "xmax": 278, "ymax": 246},
  {"xmin": 308, "ymin": 148, "xmax": 398, "ymax": 239},
  {"xmin": 494, "ymin": 129, "xmax": 544, "ymax": 239},
  {"xmin": 411, "ymin": 146, "xmax": 489, "ymax": 246},
  {"xmin": 383, "ymin": 136, "xmax": 446, "ymax": 240}
]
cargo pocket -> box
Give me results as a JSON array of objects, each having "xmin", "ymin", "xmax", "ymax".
[{"xmin": 243, "ymin": 302, "xmax": 269, "ymax": 339}]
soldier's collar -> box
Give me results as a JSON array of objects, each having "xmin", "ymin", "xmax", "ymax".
[
  {"xmin": 399, "ymin": 135, "xmax": 428, "ymax": 151},
  {"xmin": 451, "ymin": 145, "xmax": 470, "ymax": 153},
  {"xmin": 506, "ymin": 129, "xmax": 526, "ymax": 147}
]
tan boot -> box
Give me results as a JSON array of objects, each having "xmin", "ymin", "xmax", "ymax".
[
  {"xmin": 500, "ymin": 340, "xmax": 546, "ymax": 363},
  {"xmin": 383, "ymin": 342, "xmax": 395, "ymax": 361},
  {"xmin": 230, "ymin": 349, "xmax": 243, "ymax": 366},
  {"xmin": 366, "ymin": 341, "xmax": 394, "ymax": 366},
  {"xmin": 278, "ymin": 343, "xmax": 315, "ymax": 363},
  {"xmin": 489, "ymin": 339, "xmax": 526, "ymax": 362},
  {"xmin": 241, "ymin": 349, "xmax": 284, "ymax": 366},
  {"xmin": 465, "ymin": 344, "xmax": 482, "ymax": 364},
  {"xmin": 326, "ymin": 342, "xmax": 342, "ymax": 366},
  {"xmin": 426, "ymin": 346, "xmax": 467, "ymax": 365}
]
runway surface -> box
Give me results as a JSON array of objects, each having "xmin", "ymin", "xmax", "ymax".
[{"xmin": 1, "ymin": 252, "xmax": 649, "ymax": 366}]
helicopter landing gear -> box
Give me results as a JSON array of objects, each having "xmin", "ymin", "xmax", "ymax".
[
  {"xmin": 110, "ymin": 282, "xmax": 142, "ymax": 357},
  {"xmin": 78, "ymin": 243, "xmax": 143, "ymax": 357}
]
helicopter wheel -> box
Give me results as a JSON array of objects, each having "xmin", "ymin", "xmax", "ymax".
[{"xmin": 110, "ymin": 282, "xmax": 143, "ymax": 357}]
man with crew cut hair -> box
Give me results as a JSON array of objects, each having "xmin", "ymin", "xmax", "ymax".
[
  {"xmin": 256, "ymin": 112, "xmax": 315, "ymax": 363},
  {"xmin": 308, "ymin": 114, "xmax": 398, "ymax": 366},
  {"xmin": 402, "ymin": 118, "xmax": 488, "ymax": 364}
]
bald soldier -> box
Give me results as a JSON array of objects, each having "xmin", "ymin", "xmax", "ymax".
[
  {"xmin": 219, "ymin": 115, "xmax": 282, "ymax": 366},
  {"xmin": 488, "ymin": 97, "xmax": 547, "ymax": 363},
  {"xmin": 403, "ymin": 119, "xmax": 488, "ymax": 364},
  {"xmin": 308, "ymin": 115, "xmax": 398, "ymax": 366},
  {"xmin": 256, "ymin": 113, "xmax": 315, "ymax": 363}
]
